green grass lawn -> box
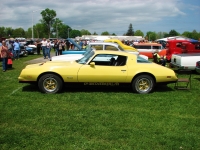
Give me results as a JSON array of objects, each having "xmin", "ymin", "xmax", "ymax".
[{"xmin": 0, "ymin": 54, "xmax": 200, "ymax": 150}]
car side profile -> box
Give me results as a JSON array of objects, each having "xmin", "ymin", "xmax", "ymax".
[{"xmin": 18, "ymin": 51, "xmax": 178, "ymax": 94}]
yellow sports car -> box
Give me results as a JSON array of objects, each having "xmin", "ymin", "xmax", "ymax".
[{"xmin": 18, "ymin": 51, "xmax": 178, "ymax": 94}]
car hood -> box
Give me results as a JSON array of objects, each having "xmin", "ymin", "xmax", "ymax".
[
  {"xmin": 67, "ymin": 38, "xmax": 81, "ymax": 50},
  {"xmin": 51, "ymin": 54, "xmax": 83, "ymax": 61},
  {"xmin": 25, "ymin": 60, "xmax": 80, "ymax": 69}
]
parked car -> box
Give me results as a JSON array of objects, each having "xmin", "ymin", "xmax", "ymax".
[
  {"xmin": 19, "ymin": 43, "xmax": 28, "ymax": 56},
  {"xmin": 170, "ymin": 53, "xmax": 200, "ymax": 70},
  {"xmin": 165, "ymin": 39, "xmax": 200, "ymax": 61},
  {"xmin": 104, "ymin": 39, "xmax": 138, "ymax": 52},
  {"xmin": 18, "ymin": 50, "xmax": 178, "ymax": 94},
  {"xmin": 62, "ymin": 38, "xmax": 88, "ymax": 55},
  {"xmin": 51, "ymin": 42, "xmax": 148, "ymax": 61},
  {"xmin": 24, "ymin": 40, "xmax": 37, "ymax": 54},
  {"xmin": 195, "ymin": 61, "xmax": 200, "ymax": 74},
  {"xmin": 132, "ymin": 43, "xmax": 166, "ymax": 59}
]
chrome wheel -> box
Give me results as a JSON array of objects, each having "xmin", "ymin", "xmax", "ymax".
[
  {"xmin": 38, "ymin": 74, "xmax": 63, "ymax": 93},
  {"xmin": 135, "ymin": 78, "xmax": 152, "ymax": 93},
  {"xmin": 132, "ymin": 75, "xmax": 154, "ymax": 94},
  {"xmin": 43, "ymin": 77, "xmax": 58, "ymax": 92}
]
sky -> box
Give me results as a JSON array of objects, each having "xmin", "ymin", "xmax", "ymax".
[{"xmin": 0, "ymin": 0, "xmax": 200, "ymax": 36}]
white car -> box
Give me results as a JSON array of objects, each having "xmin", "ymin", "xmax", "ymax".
[{"xmin": 51, "ymin": 42, "xmax": 148, "ymax": 61}]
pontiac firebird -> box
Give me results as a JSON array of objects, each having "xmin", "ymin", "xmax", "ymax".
[{"xmin": 18, "ymin": 50, "xmax": 178, "ymax": 94}]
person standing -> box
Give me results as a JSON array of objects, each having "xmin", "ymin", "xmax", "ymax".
[
  {"xmin": 35, "ymin": 39, "xmax": 42, "ymax": 55},
  {"xmin": 46, "ymin": 39, "xmax": 51, "ymax": 60},
  {"xmin": 0, "ymin": 41, "xmax": 9, "ymax": 72},
  {"xmin": 13, "ymin": 39, "xmax": 20, "ymax": 60},
  {"xmin": 58, "ymin": 41, "xmax": 63, "ymax": 55},
  {"xmin": 41, "ymin": 38, "xmax": 47, "ymax": 59},
  {"xmin": 54, "ymin": 39, "xmax": 59, "ymax": 56}
]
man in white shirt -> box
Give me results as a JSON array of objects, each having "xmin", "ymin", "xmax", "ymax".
[{"xmin": 41, "ymin": 38, "xmax": 47, "ymax": 59}]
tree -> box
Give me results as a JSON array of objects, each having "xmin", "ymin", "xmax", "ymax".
[
  {"xmin": 80, "ymin": 29, "xmax": 91, "ymax": 35},
  {"xmin": 40, "ymin": 8, "xmax": 57, "ymax": 38},
  {"xmin": 0, "ymin": 27, "xmax": 6, "ymax": 37},
  {"xmin": 59, "ymin": 25, "xmax": 71, "ymax": 39},
  {"xmin": 134, "ymin": 30, "xmax": 144, "ymax": 36},
  {"xmin": 101, "ymin": 31, "xmax": 110, "ymax": 35},
  {"xmin": 126, "ymin": 23, "xmax": 134, "ymax": 36},
  {"xmin": 93, "ymin": 32, "xmax": 98, "ymax": 35},
  {"xmin": 70, "ymin": 29, "xmax": 81, "ymax": 38},
  {"xmin": 34, "ymin": 23, "xmax": 45, "ymax": 39},
  {"xmin": 169, "ymin": 29, "xmax": 179, "ymax": 36},
  {"xmin": 146, "ymin": 31, "xmax": 156, "ymax": 41},
  {"xmin": 12, "ymin": 27, "xmax": 25, "ymax": 38}
]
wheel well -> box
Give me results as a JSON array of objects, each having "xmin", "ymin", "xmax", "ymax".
[
  {"xmin": 37, "ymin": 72, "xmax": 64, "ymax": 83},
  {"xmin": 131, "ymin": 72, "xmax": 156, "ymax": 84}
]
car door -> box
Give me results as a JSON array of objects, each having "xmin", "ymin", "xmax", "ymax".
[{"xmin": 77, "ymin": 54, "xmax": 128, "ymax": 82}]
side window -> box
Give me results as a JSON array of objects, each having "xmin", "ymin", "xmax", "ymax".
[
  {"xmin": 152, "ymin": 46, "xmax": 161, "ymax": 50},
  {"xmin": 114, "ymin": 55, "xmax": 127, "ymax": 66},
  {"xmin": 90, "ymin": 54, "xmax": 127, "ymax": 66},
  {"xmin": 133, "ymin": 45, "xmax": 151, "ymax": 49},
  {"xmin": 105, "ymin": 45, "xmax": 118, "ymax": 51},
  {"xmin": 91, "ymin": 45, "xmax": 103, "ymax": 50},
  {"xmin": 176, "ymin": 42, "xmax": 182, "ymax": 48},
  {"xmin": 195, "ymin": 44, "xmax": 200, "ymax": 50},
  {"xmin": 91, "ymin": 54, "xmax": 116, "ymax": 66}
]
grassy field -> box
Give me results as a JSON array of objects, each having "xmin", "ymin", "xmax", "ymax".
[{"xmin": 0, "ymin": 54, "xmax": 200, "ymax": 150}]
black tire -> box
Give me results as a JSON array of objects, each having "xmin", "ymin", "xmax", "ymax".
[
  {"xmin": 38, "ymin": 74, "xmax": 63, "ymax": 93},
  {"xmin": 132, "ymin": 75, "xmax": 155, "ymax": 94}
]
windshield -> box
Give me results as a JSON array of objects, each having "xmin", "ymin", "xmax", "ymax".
[
  {"xmin": 77, "ymin": 51, "xmax": 95, "ymax": 64},
  {"xmin": 137, "ymin": 55, "xmax": 151, "ymax": 63},
  {"xmin": 83, "ymin": 48, "xmax": 93, "ymax": 56}
]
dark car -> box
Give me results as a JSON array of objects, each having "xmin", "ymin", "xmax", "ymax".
[{"xmin": 24, "ymin": 40, "xmax": 37, "ymax": 54}]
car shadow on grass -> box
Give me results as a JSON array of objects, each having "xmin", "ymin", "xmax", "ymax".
[
  {"xmin": 21, "ymin": 84, "xmax": 175, "ymax": 94},
  {"xmin": 194, "ymin": 77, "xmax": 200, "ymax": 81}
]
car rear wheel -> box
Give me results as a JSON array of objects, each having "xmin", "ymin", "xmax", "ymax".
[
  {"xmin": 132, "ymin": 75, "xmax": 155, "ymax": 94},
  {"xmin": 38, "ymin": 74, "xmax": 63, "ymax": 93}
]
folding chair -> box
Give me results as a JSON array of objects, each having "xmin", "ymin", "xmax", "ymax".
[{"xmin": 174, "ymin": 69, "xmax": 192, "ymax": 90}]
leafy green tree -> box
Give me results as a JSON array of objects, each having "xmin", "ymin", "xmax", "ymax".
[
  {"xmin": 40, "ymin": 8, "xmax": 57, "ymax": 38},
  {"xmin": 34, "ymin": 23, "xmax": 45, "ymax": 39},
  {"xmin": 93, "ymin": 32, "xmax": 98, "ymax": 35},
  {"xmin": 80, "ymin": 29, "xmax": 91, "ymax": 35},
  {"xmin": 70, "ymin": 29, "xmax": 81, "ymax": 38},
  {"xmin": 101, "ymin": 31, "xmax": 110, "ymax": 35},
  {"xmin": 5, "ymin": 27, "xmax": 14, "ymax": 38},
  {"xmin": 169, "ymin": 29, "xmax": 179, "ymax": 36},
  {"xmin": 126, "ymin": 23, "xmax": 134, "ymax": 36},
  {"xmin": 146, "ymin": 31, "xmax": 156, "ymax": 41},
  {"xmin": 182, "ymin": 31, "xmax": 192, "ymax": 38},
  {"xmin": 0, "ymin": 27, "xmax": 6, "ymax": 37},
  {"xmin": 156, "ymin": 32, "xmax": 167, "ymax": 39},
  {"xmin": 59, "ymin": 25, "xmax": 71, "ymax": 39},
  {"xmin": 25, "ymin": 28, "xmax": 32, "ymax": 38},
  {"xmin": 111, "ymin": 33, "xmax": 116, "ymax": 36},
  {"xmin": 134, "ymin": 30, "xmax": 144, "ymax": 36},
  {"xmin": 12, "ymin": 28, "xmax": 25, "ymax": 38}
]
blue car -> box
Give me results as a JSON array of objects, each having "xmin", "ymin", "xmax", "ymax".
[{"xmin": 62, "ymin": 38, "xmax": 89, "ymax": 55}]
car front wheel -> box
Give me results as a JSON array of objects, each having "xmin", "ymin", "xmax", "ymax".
[
  {"xmin": 132, "ymin": 75, "xmax": 155, "ymax": 94},
  {"xmin": 38, "ymin": 74, "xmax": 63, "ymax": 93}
]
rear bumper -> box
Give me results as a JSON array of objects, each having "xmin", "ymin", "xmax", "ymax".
[{"xmin": 169, "ymin": 62, "xmax": 195, "ymax": 70}]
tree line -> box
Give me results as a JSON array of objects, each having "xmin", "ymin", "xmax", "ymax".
[{"xmin": 0, "ymin": 8, "xmax": 199, "ymax": 41}]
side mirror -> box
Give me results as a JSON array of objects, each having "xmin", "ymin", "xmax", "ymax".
[{"xmin": 90, "ymin": 62, "xmax": 95, "ymax": 67}]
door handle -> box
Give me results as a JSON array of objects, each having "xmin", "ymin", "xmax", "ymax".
[{"xmin": 121, "ymin": 70, "xmax": 126, "ymax": 71}]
